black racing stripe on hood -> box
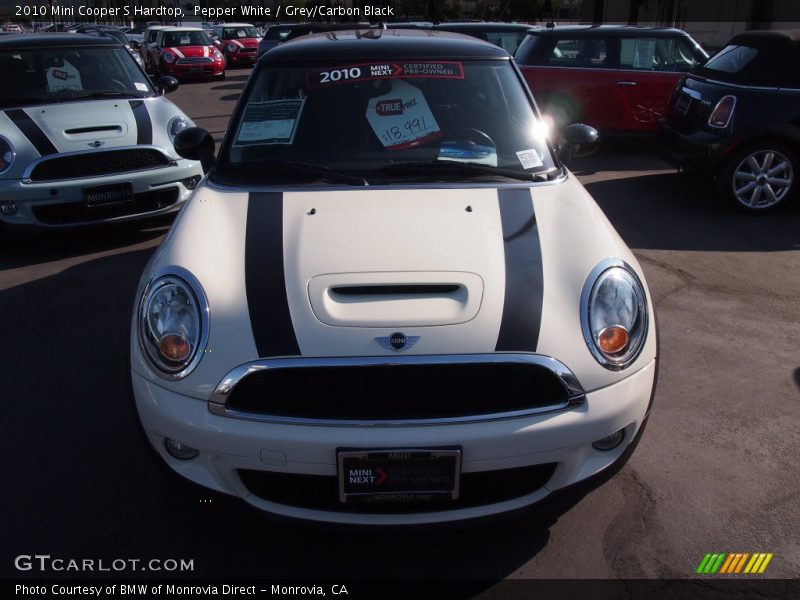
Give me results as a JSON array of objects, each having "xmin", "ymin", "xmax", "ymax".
[
  {"xmin": 129, "ymin": 100, "xmax": 152, "ymax": 145},
  {"xmin": 495, "ymin": 188, "xmax": 543, "ymax": 352},
  {"xmin": 5, "ymin": 109, "xmax": 57, "ymax": 156},
  {"xmin": 245, "ymin": 192, "xmax": 301, "ymax": 357}
]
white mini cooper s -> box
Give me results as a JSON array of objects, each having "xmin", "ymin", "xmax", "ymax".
[
  {"xmin": 131, "ymin": 29, "xmax": 658, "ymax": 525},
  {"xmin": 0, "ymin": 34, "xmax": 202, "ymax": 229}
]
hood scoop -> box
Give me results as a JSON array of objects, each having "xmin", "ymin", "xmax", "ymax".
[{"xmin": 309, "ymin": 272, "xmax": 483, "ymax": 328}]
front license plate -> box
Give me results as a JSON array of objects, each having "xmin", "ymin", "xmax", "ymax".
[
  {"xmin": 84, "ymin": 182, "xmax": 133, "ymax": 207},
  {"xmin": 337, "ymin": 448, "xmax": 461, "ymax": 504}
]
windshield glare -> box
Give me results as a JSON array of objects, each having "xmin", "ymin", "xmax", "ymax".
[
  {"xmin": 220, "ymin": 60, "xmax": 556, "ymax": 183},
  {"xmin": 0, "ymin": 47, "xmax": 152, "ymax": 107},
  {"xmin": 162, "ymin": 31, "xmax": 211, "ymax": 47},
  {"xmin": 222, "ymin": 27, "xmax": 259, "ymax": 39}
]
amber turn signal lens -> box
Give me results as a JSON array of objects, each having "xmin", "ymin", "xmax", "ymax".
[
  {"xmin": 158, "ymin": 334, "xmax": 191, "ymax": 362},
  {"xmin": 597, "ymin": 325, "xmax": 629, "ymax": 354}
]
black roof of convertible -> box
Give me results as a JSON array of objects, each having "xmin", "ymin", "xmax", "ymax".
[{"xmin": 260, "ymin": 28, "xmax": 510, "ymax": 62}]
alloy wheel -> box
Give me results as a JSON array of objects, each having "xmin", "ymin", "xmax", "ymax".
[{"xmin": 732, "ymin": 149, "xmax": 793, "ymax": 209}]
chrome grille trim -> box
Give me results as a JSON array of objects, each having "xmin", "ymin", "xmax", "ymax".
[{"xmin": 208, "ymin": 353, "xmax": 586, "ymax": 427}]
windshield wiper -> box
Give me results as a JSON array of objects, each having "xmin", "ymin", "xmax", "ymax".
[
  {"xmin": 372, "ymin": 161, "xmax": 557, "ymax": 183},
  {"xmin": 237, "ymin": 159, "xmax": 368, "ymax": 186},
  {"xmin": 66, "ymin": 91, "xmax": 146, "ymax": 100}
]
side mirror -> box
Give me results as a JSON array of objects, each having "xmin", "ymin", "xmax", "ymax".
[
  {"xmin": 130, "ymin": 40, "xmax": 140, "ymax": 50},
  {"xmin": 156, "ymin": 75, "xmax": 179, "ymax": 95},
  {"xmin": 213, "ymin": 39, "xmax": 221, "ymax": 47},
  {"xmin": 174, "ymin": 127, "xmax": 216, "ymax": 173},
  {"xmin": 557, "ymin": 122, "xmax": 599, "ymax": 166}
]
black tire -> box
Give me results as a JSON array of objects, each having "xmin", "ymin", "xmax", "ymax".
[{"xmin": 716, "ymin": 140, "xmax": 798, "ymax": 212}]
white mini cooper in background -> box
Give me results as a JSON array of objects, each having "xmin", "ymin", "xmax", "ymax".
[
  {"xmin": 0, "ymin": 34, "xmax": 202, "ymax": 229},
  {"xmin": 131, "ymin": 30, "xmax": 658, "ymax": 525}
]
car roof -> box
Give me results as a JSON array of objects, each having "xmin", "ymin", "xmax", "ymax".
[
  {"xmin": 527, "ymin": 24, "xmax": 688, "ymax": 36},
  {"xmin": 0, "ymin": 33, "xmax": 122, "ymax": 48},
  {"xmin": 160, "ymin": 27, "xmax": 205, "ymax": 32},
  {"xmin": 145, "ymin": 25, "xmax": 171, "ymax": 31},
  {"xmin": 730, "ymin": 28, "xmax": 800, "ymax": 45},
  {"xmin": 262, "ymin": 28, "xmax": 508, "ymax": 61},
  {"xmin": 218, "ymin": 23, "xmax": 255, "ymax": 28},
  {"xmin": 434, "ymin": 22, "xmax": 534, "ymax": 32}
]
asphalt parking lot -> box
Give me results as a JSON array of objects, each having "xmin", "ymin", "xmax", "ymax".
[{"xmin": 2, "ymin": 70, "xmax": 799, "ymax": 582}]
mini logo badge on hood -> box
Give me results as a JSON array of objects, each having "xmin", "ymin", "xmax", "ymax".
[{"xmin": 376, "ymin": 332, "xmax": 420, "ymax": 352}]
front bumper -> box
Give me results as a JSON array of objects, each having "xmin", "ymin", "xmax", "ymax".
[
  {"xmin": 226, "ymin": 51, "xmax": 256, "ymax": 66},
  {"xmin": 0, "ymin": 159, "xmax": 202, "ymax": 229},
  {"xmin": 163, "ymin": 61, "xmax": 224, "ymax": 79},
  {"xmin": 132, "ymin": 359, "xmax": 656, "ymax": 525}
]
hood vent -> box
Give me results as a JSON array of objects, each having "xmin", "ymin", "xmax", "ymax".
[
  {"xmin": 309, "ymin": 272, "xmax": 483, "ymax": 327},
  {"xmin": 64, "ymin": 125, "xmax": 122, "ymax": 135},
  {"xmin": 331, "ymin": 284, "xmax": 460, "ymax": 296}
]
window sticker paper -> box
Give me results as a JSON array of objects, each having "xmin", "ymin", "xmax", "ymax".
[
  {"xmin": 46, "ymin": 60, "xmax": 82, "ymax": 92},
  {"xmin": 516, "ymin": 149, "xmax": 544, "ymax": 169},
  {"xmin": 234, "ymin": 99, "xmax": 306, "ymax": 145},
  {"xmin": 365, "ymin": 80, "xmax": 442, "ymax": 150}
]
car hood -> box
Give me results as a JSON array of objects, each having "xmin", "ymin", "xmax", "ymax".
[
  {"xmin": 225, "ymin": 38, "xmax": 259, "ymax": 48},
  {"xmin": 165, "ymin": 45, "xmax": 216, "ymax": 58},
  {"xmin": 0, "ymin": 97, "xmax": 192, "ymax": 178},
  {"xmin": 134, "ymin": 179, "xmax": 656, "ymax": 398}
]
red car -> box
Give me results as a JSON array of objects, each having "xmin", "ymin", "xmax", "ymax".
[
  {"xmin": 515, "ymin": 25, "xmax": 708, "ymax": 134},
  {"xmin": 154, "ymin": 27, "xmax": 225, "ymax": 81},
  {"xmin": 212, "ymin": 23, "xmax": 261, "ymax": 68}
]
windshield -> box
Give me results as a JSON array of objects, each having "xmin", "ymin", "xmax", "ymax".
[
  {"xmin": 266, "ymin": 26, "xmax": 293, "ymax": 41},
  {"xmin": 217, "ymin": 59, "xmax": 556, "ymax": 185},
  {"xmin": 222, "ymin": 27, "xmax": 259, "ymax": 39},
  {"xmin": 162, "ymin": 31, "xmax": 211, "ymax": 47},
  {"xmin": 702, "ymin": 44, "xmax": 759, "ymax": 74},
  {"xmin": 0, "ymin": 47, "xmax": 153, "ymax": 108}
]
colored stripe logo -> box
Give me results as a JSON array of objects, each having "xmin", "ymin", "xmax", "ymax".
[{"xmin": 696, "ymin": 552, "xmax": 773, "ymax": 574}]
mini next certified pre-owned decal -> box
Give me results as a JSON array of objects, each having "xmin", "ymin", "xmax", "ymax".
[{"xmin": 306, "ymin": 61, "xmax": 464, "ymax": 89}]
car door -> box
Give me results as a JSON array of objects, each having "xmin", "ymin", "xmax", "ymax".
[
  {"xmin": 614, "ymin": 35, "xmax": 703, "ymax": 132},
  {"xmin": 519, "ymin": 34, "xmax": 618, "ymax": 130}
]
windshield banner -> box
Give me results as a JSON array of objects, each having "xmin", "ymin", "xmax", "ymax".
[{"xmin": 306, "ymin": 61, "xmax": 464, "ymax": 89}]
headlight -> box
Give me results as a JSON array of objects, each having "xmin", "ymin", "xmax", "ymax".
[
  {"xmin": 0, "ymin": 136, "xmax": 14, "ymax": 174},
  {"xmin": 581, "ymin": 259, "xmax": 648, "ymax": 370},
  {"xmin": 138, "ymin": 273, "xmax": 207, "ymax": 379},
  {"xmin": 162, "ymin": 52, "xmax": 175, "ymax": 64},
  {"xmin": 212, "ymin": 49, "xmax": 223, "ymax": 61},
  {"xmin": 168, "ymin": 116, "xmax": 189, "ymax": 142},
  {"xmin": 226, "ymin": 43, "xmax": 237, "ymax": 52}
]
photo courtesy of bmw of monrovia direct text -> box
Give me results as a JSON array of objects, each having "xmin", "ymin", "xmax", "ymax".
[{"xmin": 6, "ymin": 1, "xmax": 397, "ymax": 22}]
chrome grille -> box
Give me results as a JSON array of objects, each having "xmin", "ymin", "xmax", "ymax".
[{"xmin": 210, "ymin": 355, "xmax": 585, "ymax": 425}]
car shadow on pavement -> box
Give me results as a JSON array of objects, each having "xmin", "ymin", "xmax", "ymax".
[
  {"xmin": 211, "ymin": 82, "xmax": 246, "ymax": 91},
  {"xmin": 0, "ymin": 222, "xmax": 169, "ymax": 272},
  {"xmin": 220, "ymin": 94, "xmax": 241, "ymax": 102},
  {"xmin": 584, "ymin": 171, "xmax": 800, "ymax": 253},
  {"xmin": 794, "ymin": 368, "xmax": 800, "ymax": 393},
  {"xmin": 0, "ymin": 246, "xmax": 599, "ymax": 584}
]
